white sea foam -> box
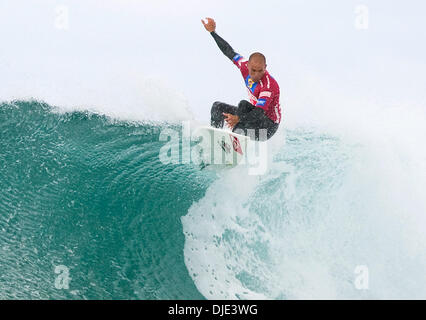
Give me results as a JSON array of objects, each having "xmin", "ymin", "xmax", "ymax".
[{"xmin": 182, "ymin": 99, "xmax": 426, "ymax": 299}]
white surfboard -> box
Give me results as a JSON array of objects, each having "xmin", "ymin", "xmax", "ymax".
[{"xmin": 192, "ymin": 126, "xmax": 250, "ymax": 169}]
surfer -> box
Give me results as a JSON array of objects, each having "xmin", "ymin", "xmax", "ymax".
[{"xmin": 202, "ymin": 17, "xmax": 282, "ymax": 141}]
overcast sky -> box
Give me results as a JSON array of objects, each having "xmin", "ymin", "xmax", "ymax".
[{"xmin": 1, "ymin": 0, "xmax": 425, "ymax": 122}]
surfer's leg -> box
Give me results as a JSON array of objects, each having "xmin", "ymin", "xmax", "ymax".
[
  {"xmin": 210, "ymin": 101, "xmax": 238, "ymax": 128},
  {"xmin": 233, "ymin": 100, "xmax": 260, "ymax": 138},
  {"xmin": 232, "ymin": 100, "xmax": 260, "ymax": 139},
  {"xmin": 233, "ymin": 104, "xmax": 280, "ymax": 141},
  {"xmin": 236, "ymin": 100, "xmax": 255, "ymax": 117},
  {"xmin": 265, "ymin": 122, "xmax": 279, "ymax": 140}
]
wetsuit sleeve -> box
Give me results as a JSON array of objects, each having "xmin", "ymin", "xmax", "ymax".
[{"xmin": 210, "ymin": 31, "xmax": 238, "ymax": 61}]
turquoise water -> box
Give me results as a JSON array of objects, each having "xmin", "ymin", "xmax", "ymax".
[
  {"xmin": 0, "ymin": 100, "xmax": 212, "ymax": 299},
  {"xmin": 1, "ymin": 100, "xmax": 426, "ymax": 299}
]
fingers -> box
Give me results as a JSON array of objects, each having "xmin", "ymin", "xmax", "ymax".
[
  {"xmin": 222, "ymin": 113, "xmax": 238, "ymax": 129},
  {"xmin": 202, "ymin": 17, "xmax": 214, "ymax": 24}
]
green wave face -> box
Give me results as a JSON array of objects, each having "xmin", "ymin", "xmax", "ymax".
[{"xmin": 0, "ymin": 100, "xmax": 211, "ymax": 299}]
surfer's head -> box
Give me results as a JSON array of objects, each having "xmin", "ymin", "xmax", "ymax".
[{"xmin": 248, "ymin": 52, "xmax": 267, "ymax": 82}]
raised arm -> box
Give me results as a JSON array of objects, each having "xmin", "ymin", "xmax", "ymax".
[{"xmin": 201, "ymin": 17, "xmax": 237, "ymax": 61}]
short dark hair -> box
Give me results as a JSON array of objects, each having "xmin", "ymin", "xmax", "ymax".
[{"xmin": 249, "ymin": 52, "xmax": 266, "ymax": 65}]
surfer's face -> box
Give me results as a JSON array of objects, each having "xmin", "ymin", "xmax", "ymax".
[{"xmin": 248, "ymin": 59, "xmax": 266, "ymax": 82}]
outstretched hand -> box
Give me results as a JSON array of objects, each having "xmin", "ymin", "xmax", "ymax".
[
  {"xmin": 223, "ymin": 113, "xmax": 239, "ymax": 129},
  {"xmin": 201, "ymin": 17, "xmax": 216, "ymax": 33}
]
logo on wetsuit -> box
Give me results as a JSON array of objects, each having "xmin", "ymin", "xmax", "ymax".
[
  {"xmin": 247, "ymin": 78, "xmax": 255, "ymax": 89},
  {"xmin": 245, "ymin": 76, "xmax": 258, "ymax": 93}
]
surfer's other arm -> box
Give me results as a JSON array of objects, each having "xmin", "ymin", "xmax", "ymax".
[{"xmin": 201, "ymin": 17, "xmax": 237, "ymax": 61}]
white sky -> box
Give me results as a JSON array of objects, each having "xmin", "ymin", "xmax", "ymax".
[{"xmin": 0, "ymin": 0, "xmax": 425, "ymax": 122}]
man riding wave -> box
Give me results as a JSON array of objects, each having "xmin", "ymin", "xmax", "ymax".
[{"xmin": 202, "ymin": 17, "xmax": 282, "ymax": 141}]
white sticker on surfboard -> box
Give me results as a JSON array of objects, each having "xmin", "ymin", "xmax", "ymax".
[{"xmin": 192, "ymin": 126, "xmax": 250, "ymax": 168}]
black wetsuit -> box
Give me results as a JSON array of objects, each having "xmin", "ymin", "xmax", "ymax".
[{"xmin": 209, "ymin": 32, "xmax": 280, "ymax": 141}]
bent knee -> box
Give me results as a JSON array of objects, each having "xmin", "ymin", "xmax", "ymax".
[
  {"xmin": 211, "ymin": 101, "xmax": 222, "ymax": 113},
  {"xmin": 238, "ymin": 100, "xmax": 250, "ymax": 107},
  {"xmin": 212, "ymin": 101, "xmax": 223, "ymax": 108}
]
